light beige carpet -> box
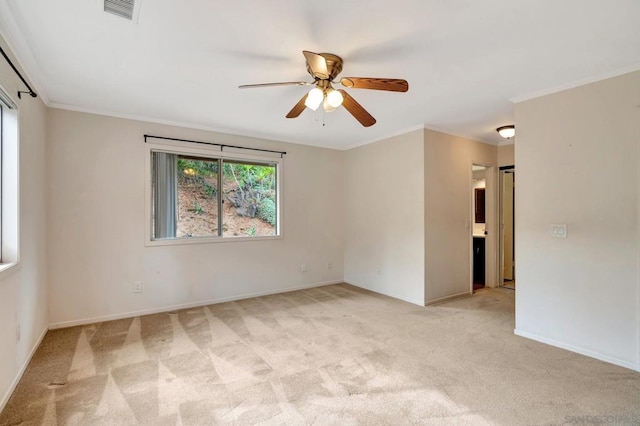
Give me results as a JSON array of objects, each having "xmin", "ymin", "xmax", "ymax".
[{"xmin": 1, "ymin": 284, "xmax": 639, "ymax": 425}]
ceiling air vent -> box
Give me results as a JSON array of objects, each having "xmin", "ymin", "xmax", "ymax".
[{"xmin": 104, "ymin": 0, "xmax": 141, "ymax": 22}]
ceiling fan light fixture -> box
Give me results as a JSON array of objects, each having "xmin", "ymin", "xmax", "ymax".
[
  {"xmin": 497, "ymin": 125, "xmax": 515, "ymax": 139},
  {"xmin": 323, "ymin": 97, "xmax": 337, "ymax": 113},
  {"xmin": 305, "ymin": 87, "xmax": 323, "ymax": 111},
  {"xmin": 325, "ymin": 88, "xmax": 344, "ymax": 108}
]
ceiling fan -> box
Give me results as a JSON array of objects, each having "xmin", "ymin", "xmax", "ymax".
[{"xmin": 239, "ymin": 51, "xmax": 409, "ymax": 127}]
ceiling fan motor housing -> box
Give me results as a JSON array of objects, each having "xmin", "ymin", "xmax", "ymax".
[{"xmin": 307, "ymin": 53, "xmax": 343, "ymax": 81}]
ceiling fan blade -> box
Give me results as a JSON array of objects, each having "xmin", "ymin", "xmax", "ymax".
[
  {"xmin": 339, "ymin": 90, "xmax": 376, "ymax": 127},
  {"xmin": 303, "ymin": 51, "xmax": 329, "ymax": 79},
  {"xmin": 340, "ymin": 77, "xmax": 409, "ymax": 92},
  {"xmin": 286, "ymin": 94, "xmax": 308, "ymax": 118},
  {"xmin": 239, "ymin": 81, "xmax": 312, "ymax": 89}
]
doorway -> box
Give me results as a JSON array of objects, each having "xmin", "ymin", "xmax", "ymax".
[
  {"xmin": 499, "ymin": 166, "xmax": 515, "ymax": 289},
  {"xmin": 472, "ymin": 165, "xmax": 487, "ymax": 291},
  {"xmin": 470, "ymin": 163, "xmax": 497, "ymax": 293}
]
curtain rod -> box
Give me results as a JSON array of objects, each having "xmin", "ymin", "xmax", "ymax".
[
  {"xmin": 144, "ymin": 134, "xmax": 287, "ymax": 157},
  {"xmin": 0, "ymin": 44, "xmax": 37, "ymax": 99}
]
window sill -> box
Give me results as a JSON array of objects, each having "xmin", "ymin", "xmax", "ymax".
[
  {"xmin": 145, "ymin": 235, "xmax": 282, "ymax": 247},
  {"xmin": 0, "ymin": 261, "xmax": 21, "ymax": 282}
]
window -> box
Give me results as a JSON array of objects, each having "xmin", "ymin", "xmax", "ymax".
[
  {"xmin": 147, "ymin": 144, "xmax": 281, "ymax": 244},
  {"xmin": 0, "ymin": 85, "xmax": 18, "ymax": 270},
  {"xmin": 1, "ymin": 103, "xmax": 3, "ymax": 261}
]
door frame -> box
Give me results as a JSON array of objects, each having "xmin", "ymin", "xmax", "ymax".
[{"xmin": 498, "ymin": 165, "xmax": 515, "ymax": 288}]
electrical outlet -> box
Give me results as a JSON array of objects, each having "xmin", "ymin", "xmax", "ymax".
[
  {"xmin": 133, "ymin": 281, "xmax": 143, "ymax": 293},
  {"xmin": 327, "ymin": 262, "xmax": 332, "ymax": 270},
  {"xmin": 300, "ymin": 264, "xmax": 307, "ymax": 273},
  {"xmin": 550, "ymin": 224, "xmax": 568, "ymax": 238},
  {"xmin": 16, "ymin": 323, "xmax": 20, "ymax": 343}
]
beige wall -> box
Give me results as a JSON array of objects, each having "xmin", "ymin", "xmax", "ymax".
[
  {"xmin": 498, "ymin": 143, "xmax": 514, "ymax": 167},
  {"xmin": 344, "ymin": 128, "xmax": 499, "ymax": 305},
  {"xmin": 1, "ymin": 25, "xmax": 636, "ymax": 411},
  {"xmin": 46, "ymin": 109, "xmax": 345, "ymax": 326},
  {"xmin": 515, "ymin": 70, "xmax": 640, "ymax": 370},
  {"xmin": 344, "ymin": 130, "xmax": 425, "ymax": 305},
  {"xmin": 424, "ymin": 129, "xmax": 497, "ymax": 303},
  {"xmin": 0, "ymin": 37, "xmax": 49, "ymax": 407}
]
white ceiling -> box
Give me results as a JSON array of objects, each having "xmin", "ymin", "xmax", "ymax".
[{"xmin": 1, "ymin": 0, "xmax": 639, "ymax": 150}]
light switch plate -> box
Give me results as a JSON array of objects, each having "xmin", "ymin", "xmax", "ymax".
[{"xmin": 551, "ymin": 224, "xmax": 568, "ymax": 238}]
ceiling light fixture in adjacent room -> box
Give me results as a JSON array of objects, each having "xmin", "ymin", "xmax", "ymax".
[{"xmin": 497, "ymin": 125, "xmax": 515, "ymax": 139}]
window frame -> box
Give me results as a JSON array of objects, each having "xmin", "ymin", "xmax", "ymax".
[
  {"xmin": 144, "ymin": 140, "xmax": 283, "ymax": 246},
  {"xmin": 0, "ymin": 84, "xmax": 20, "ymax": 278},
  {"xmin": 1, "ymin": 103, "xmax": 3, "ymax": 261}
]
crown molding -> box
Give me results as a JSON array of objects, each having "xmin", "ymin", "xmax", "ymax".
[
  {"xmin": 342, "ymin": 123, "xmax": 503, "ymax": 151},
  {"xmin": 421, "ymin": 124, "xmax": 498, "ymax": 147},
  {"xmin": 510, "ymin": 63, "xmax": 640, "ymax": 104},
  {"xmin": 48, "ymin": 101, "xmax": 352, "ymax": 151},
  {"xmin": 343, "ymin": 124, "xmax": 427, "ymax": 150},
  {"xmin": 0, "ymin": 2, "xmax": 50, "ymax": 105}
]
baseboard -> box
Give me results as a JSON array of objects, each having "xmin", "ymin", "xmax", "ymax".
[
  {"xmin": 0, "ymin": 325, "xmax": 48, "ymax": 413},
  {"xmin": 514, "ymin": 328, "xmax": 640, "ymax": 373},
  {"xmin": 426, "ymin": 291, "xmax": 472, "ymax": 306},
  {"xmin": 344, "ymin": 279, "xmax": 425, "ymax": 306},
  {"xmin": 48, "ymin": 280, "xmax": 343, "ymax": 330}
]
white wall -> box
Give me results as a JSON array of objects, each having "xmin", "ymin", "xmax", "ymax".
[
  {"xmin": 344, "ymin": 130, "xmax": 425, "ymax": 305},
  {"xmin": 46, "ymin": 109, "xmax": 345, "ymax": 326},
  {"xmin": 0, "ymin": 37, "xmax": 49, "ymax": 408},
  {"xmin": 424, "ymin": 129, "xmax": 497, "ymax": 303},
  {"xmin": 515, "ymin": 70, "xmax": 640, "ymax": 371}
]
